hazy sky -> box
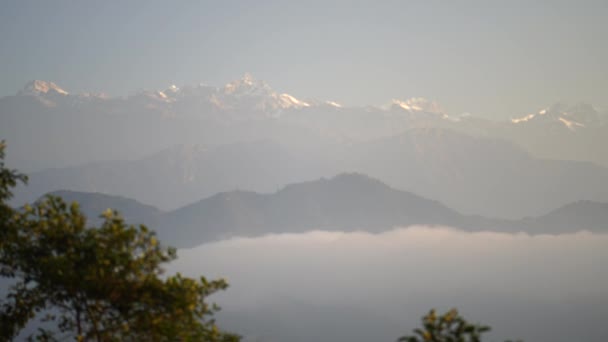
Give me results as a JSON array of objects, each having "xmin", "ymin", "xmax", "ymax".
[{"xmin": 1, "ymin": 0, "xmax": 607, "ymax": 118}]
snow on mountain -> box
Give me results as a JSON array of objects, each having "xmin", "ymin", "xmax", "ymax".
[
  {"xmin": 325, "ymin": 100, "xmax": 343, "ymax": 108},
  {"xmin": 216, "ymin": 73, "xmax": 310, "ymax": 113},
  {"xmin": 164, "ymin": 84, "xmax": 180, "ymax": 94},
  {"xmin": 558, "ymin": 117, "xmax": 585, "ymax": 131},
  {"xmin": 223, "ymin": 72, "xmax": 267, "ymax": 95},
  {"xmin": 7, "ymin": 76, "xmax": 606, "ymax": 132},
  {"xmin": 278, "ymin": 93, "xmax": 310, "ymax": 108},
  {"xmin": 3, "ymin": 75, "xmax": 608, "ymax": 170},
  {"xmin": 9, "ymin": 75, "xmax": 448, "ymax": 120},
  {"xmin": 511, "ymin": 113, "xmax": 535, "ymax": 124},
  {"xmin": 18, "ymin": 80, "xmax": 69, "ymax": 96},
  {"xmin": 510, "ymin": 103, "xmax": 604, "ymax": 130},
  {"xmin": 388, "ymin": 97, "xmax": 448, "ymax": 118}
]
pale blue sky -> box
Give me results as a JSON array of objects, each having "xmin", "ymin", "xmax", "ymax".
[{"xmin": 1, "ymin": 0, "xmax": 606, "ymax": 118}]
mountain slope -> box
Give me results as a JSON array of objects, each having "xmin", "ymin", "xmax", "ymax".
[
  {"xmin": 40, "ymin": 190, "xmax": 161, "ymax": 225},
  {"xmin": 343, "ymin": 128, "xmax": 608, "ymax": 218},
  {"xmin": 38, "ymin": 175, "xmax": 608, "ymax": 249},
  {"xmin": 445, "ymin": 103, "xmax": 608, "ymax": 167},
  {"xmin": 524, "ymin": 200, "xmax": 608, "ymax": 234},
  {"xmin": 14, "ymin": 128, "xmax": 608, "ymax": 219},
  {"xmin": 148, "ymin": 173, "xmax": 502, "ymax": 247},
  {"xmin": 16, "ymin": 140, "xmax": 333, "ymax": 210},
  {"xmin": 154, "ymin": 173, "xmax": 473, "ymax": 247}
]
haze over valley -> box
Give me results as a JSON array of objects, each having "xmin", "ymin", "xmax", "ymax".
[
  {"xmin": 2, "ymin": 74, "xmax": 608, "ymax": 341},
  {"xmin": 1, "ymin": 2, "xmax": 607, "ymax": 341},
  {"xmin": 6, "ymin": 77, "xmax": 608, "ymax": 219}
]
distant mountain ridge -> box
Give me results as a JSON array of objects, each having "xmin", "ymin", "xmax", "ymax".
[
  {"xmin": 153, "ymin": 173, "xmax": 468, "ymax": 247},
  {"xmin": 2, "ymin": 75, "xmax": 607, "ymax": 171},
  {"xmin": 16, "ymin": 128, "xmax": 608, "ymax": 219},
  {"xmin": 37, "ymin": 174, "xmax": 608, "ymax": 249},
  {"xmin": 17, "ymin": 140, "xmax": 332, "ymax": 211},
  {"xmin": 521, "ymin": 200, "xmax": 608, "ymax": 234},
  {"xmin": 42, "ymin": 190, "xmax": 161, "ymax": 225}
]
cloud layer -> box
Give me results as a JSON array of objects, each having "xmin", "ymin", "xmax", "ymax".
[{"xmin": 171, "ymin": 226, "xmax": 608, "ymax": 341}]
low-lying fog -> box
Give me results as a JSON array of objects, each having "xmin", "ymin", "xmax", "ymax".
[{"xmin": 172, "ymin": 226, "xmax": 608, "ymax": 342}]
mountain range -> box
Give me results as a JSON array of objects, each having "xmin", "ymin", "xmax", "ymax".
[
  {"xmin": 15, "ymin": 127, "xmax": 608, "ymax": 219},
  {"xmin": 4, "ymin": 74, "xmax": 608, "ymax": 229},
  {"xmin": 37, "ymin": 174, "xmax": 608, "ymax": 249},
  {"xmin": 43, "ymin": 190, "xmax": 160, "ymax": 226},
  {"xmin": 1, "ymin": 76, "xmax": 607, "ymax": 171}
]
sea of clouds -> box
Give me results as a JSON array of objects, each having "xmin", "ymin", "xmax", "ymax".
[{"xmin": 171, "ymin": 226, "xmax": 608, "ymax": 342}]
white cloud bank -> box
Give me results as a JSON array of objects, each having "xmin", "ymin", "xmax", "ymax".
[{"xmin": 171, "ymin": 227, "xmax": 608, "ymax": 342}]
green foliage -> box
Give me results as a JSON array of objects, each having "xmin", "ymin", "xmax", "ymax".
[
  {"xmin": 0, "ymin": 141, "xmax": 27, "ymax": 203},
  {"xmin": 0, "ymin": 142, "xmax": 239, "ymax": 341},
  {"xmin": 0, "ymin": 141, "xmax": 28, "ymax": 260},
  {"xmin": 398, "ymin": 309, "xmax": 491, "ymax": 342}
]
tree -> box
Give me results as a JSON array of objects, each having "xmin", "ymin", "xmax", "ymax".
[
  {"xmin": 398, "ymin": 309, "xmax": 490, "ymax": 342},
  {"xmin": 0, "ymin": 141, "xmax": 239, "ymax": 341}
]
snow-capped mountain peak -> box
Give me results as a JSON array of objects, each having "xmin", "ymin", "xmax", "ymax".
[
  {"xmin": 511, "ymin": 113, "xmax": 536, "ymax": 124},
  {"xmin": 19, "ymin": 80, "xmax": 69, "ymax": 96},
  {"xmin": 223, "ymin": 73, "xmax": 272, "ymax": 96},
  {"xmin": 165, "ymin": 84, "xmax": 180, "ymax": 93},
  {"xmin": 389, "ymin": 97, "xmax": 447, "ymax": 118},
  {"xmin": 218, "ymin": 73, "xmax": 310, "ymax": 112},
  {"xmin": 240, "ymin": 72, "xmax": 255, "ymax": 86},
  {"xmin": 9, "ymin": 78, "xmax": 605, "ymax": 133},
  {"xmin": 277, "ymin": 93, "xmax": 310, "ymax": 108},
  {"xmin": 325, "ymin": 100, "xmax": 343, "ymax": 108},
  {"xmin": 558, "ymin": 117, "xmax": 585, "ymax": 131},
  {"xmin": 510, "ymin": 103, "xmax": 603, "ymax": 130}
]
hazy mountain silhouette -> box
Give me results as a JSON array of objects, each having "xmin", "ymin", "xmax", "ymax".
[
  {"xmin": 444, "ymin": 103, "xmax": 608, "ymax": 167},
  {"xmin": 6, "ymin": 77, "xmax": 608, "ymax": 219},
  {"xmin": 15, "ymin": 128, "xmax": 608, "ymax": 219},
  {"xmin": 39, "ymin": 190, "xmax": 161, "ymax": 225},
  {"xmin": 342, "ymin": 128, "xmax": 608, "ymax": 218},
  {"xmin": 522, "ymin": 200, "xmax": 608, "ymax": 234},
  {"xmin": 152, "ymin": 173, "xmax": 474, "ymax": 247},
  {"xmin": 38, "ymin": 174, "xmax": 608, "ymax": 248},
  {"xmin": 18, "ymin": 140, "xmax": 333, "ymax": 210}
]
